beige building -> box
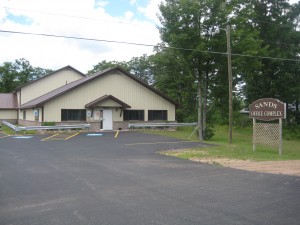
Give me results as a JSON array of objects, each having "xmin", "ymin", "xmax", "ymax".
[
  {"xmin": 0, "ymin": 66, "xmax": 176, "ymax": 131},
  {"xmin": 0, "ymin": 93, "xmax": 18, "ymax": 124}
]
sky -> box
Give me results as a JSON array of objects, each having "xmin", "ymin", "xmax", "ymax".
[
  {"xmin": 0, "ymin": 0, "xmax": 163, "ymax": 73},
  {"xmin": 0, "ymin": 0, "xmax": 299, "ymax": 73}
]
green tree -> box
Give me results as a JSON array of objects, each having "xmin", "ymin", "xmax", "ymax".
[
  {"xmin": 0, "ymin": 58, "xmax": 53, "ymax": 93},
  {"xmin": 87, "ymin": 60, "xmax": 128, "ymax": 75},
  {"xmin": 0, "ymin": 62, "xmax": 18, "ymax": 92},
  {"xmin": 127, "ymin": 54, "xmax": 153, "ymax": 84},
  {"xmin": 150, "ymin": 47, "xmax": 198, "ymax": 122},
  {"xmin": 241, "ymin": 0, "xmax": 300, "ymax": 125},
  {"xmin": 157, "ymin": 0, "xmax": 265, "ymax": 139},
  {"xmin": 88, "ymin": 57, "xmax": 154, "ymax": 85},
  {"xmin": 32, "ymin": 67, "xmax": 53, "ymax": 80}
]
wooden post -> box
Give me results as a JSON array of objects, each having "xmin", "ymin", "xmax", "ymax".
[
  {"xmin": 253, "ymin": 118, "xmax": 256, "ymax": 152},
  {"xmin": 279, "ymin": 118, "xmax": 282, "ymax": 155},
  {"xmin": 226, "ymin": 25, "xmax": 233, "ymax": 144}
]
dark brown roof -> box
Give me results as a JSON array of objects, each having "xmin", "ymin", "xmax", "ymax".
[
  {"xmin": 0, "ymin": 93, "xmax": 18, "ymax": 109},
  {"xmin": 20, "ymin": 67, "xmax": 177, "ymax": 109},
  {"xmin": 13, "ymin": 65, "xmax": 86, "ymax": 93},
  {"xmin": 85, "ymin": 95, "xmax": 131, "ymax": 108}
]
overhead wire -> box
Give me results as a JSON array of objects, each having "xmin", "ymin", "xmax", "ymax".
[
  {"xmin": 0, "ymin": 29, "xmax": 299, "ymax": 62},
  {"xmin": 0, "ymin": 6, "xmax": 156, "ymax": 27},
  {"xmin": 2, "ymin": 6, "xmax": 299, "ymax": 45},
  {"xmin": 1, "ymin": 4, "xmax": 299, "ymax": 63}
]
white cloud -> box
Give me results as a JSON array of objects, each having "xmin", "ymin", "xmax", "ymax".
[
  {"xmin": 130, "ymin": 0, "xmax": 137, "ymax": 5},
  {"xmin": 138, "ymin": 0, "xmax": 163, "ymax": 24},
  {"xmin": 95, "ymin": 0, "xmax": 109, "ymax": 8},
  {"xmin": 124, "ymin": 11, "xmax": 134, "ymax": 20},
  {"xmin": 0, "ymin": 0, "xmax": 161, "ymax": 72}
]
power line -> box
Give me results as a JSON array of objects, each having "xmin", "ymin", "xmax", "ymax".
[
  {"xmin": 4, "ymin": 6, "xmax": 299, "ymax": 33},
  {"xmin": 0, "ymin": 29, "xmax": 299, "ymax": 62},
  {"xmin": 1, "ymin": 6, "xmax": 156, "ymax": 27},
  {"xmin": 2, "ymin": 7, "xmax": 299, "ymax": 45}
]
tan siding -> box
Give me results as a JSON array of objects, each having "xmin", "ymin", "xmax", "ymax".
[
  {"xmin": 27, "ymin": 109, "xmax": 35, "ymax": 121},
  {"xmin": 96, "ymin": 99, "xmax": 122, "ymax": 107},
  {"xmin": 43, "ymin": 72, "xmax": 175, "ymax": 122},
  {"xmin": 21, "ymin": 69, "xmax": 83, "ymax": 104},
  {"xmin": 112, "ymin": 109, "xmax": 123, "ymax": 122},
  {"xmin": 0, "ymin": 110, "xmax": 18, "ymax": 119},
  {"xmin": 17, "ymin": 109, "xmax": 21, "ymax": 120},
  {"xmin": 18, "ymin": 108, "xmax": 42, "ymax": 122},
  {"xmin": 16, "ymin": 91, "xmax": 21, "ymax": 106},
  {"xmin": 20, "ymin": 109, "xmax": 35, "ymax": 121},
  {"xmin": 34, "ymin": 108, "xmax": 43, "ymax": 122}
]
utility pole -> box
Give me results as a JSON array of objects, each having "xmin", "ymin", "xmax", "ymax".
[{"xmin": 226, "ymin": 25, "xmax": 233, "ymax": 144}]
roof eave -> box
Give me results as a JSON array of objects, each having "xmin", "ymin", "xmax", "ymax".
[
  {"xmin": 85, "ymin": 95, "xmax": 131, "ymax": 109},
  {"xmin": 0, "ymin": 107, "xmax": 18, "ymax": 110},
  {"xmin": 13, "ymin": 65, "xmax": 86, "ymax": 93}
]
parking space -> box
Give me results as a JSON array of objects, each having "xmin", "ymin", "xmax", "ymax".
[
  {"xmin": 41, "ymin": 132, "xmax": 81, "ymax": 141},
  {"xmin": 0, "ymin": 130, "xmax": 211, "ymax": 150},
  {"xmin": 0, "ymin": 131, "xmax": 299, "ymax": 225}
]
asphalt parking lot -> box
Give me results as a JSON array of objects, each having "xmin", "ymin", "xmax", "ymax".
[{"xmin": 0, "ymin": 131, "xmax": 299, "ymax": 225}]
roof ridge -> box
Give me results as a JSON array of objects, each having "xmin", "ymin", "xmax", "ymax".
[{"xmin": 13, "ymin": 65, "xmax": 86, "ymax": 93}]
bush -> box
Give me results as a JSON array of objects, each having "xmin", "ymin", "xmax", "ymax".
[
  {"xmin": 283, "ymin": 125, "xmax": 300, "ymax": 140},
  {"xmin": 197, "ymin": 127, "xmax": 215, "ymax": 140},
  {"xmin": 42, "ymin": 122, "xmax": 56, "ymax": 126},
  {"xmin": 204, "ymin": 127, "xmax": 215, "ymax": 140}
]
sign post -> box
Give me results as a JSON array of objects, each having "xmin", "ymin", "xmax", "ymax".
[
  {"xmin": 249, "ymin": 98, "xmax": 286, "ymax": 155},
  {"xmin": 252, "ymin": 118, "xmax": 256, "ymax": 152},
  {"xmin": 279, "ymin": 118, "xmax": 282, "ymax": 155}
]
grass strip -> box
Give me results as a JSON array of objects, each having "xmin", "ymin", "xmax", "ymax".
[{"xmin": 145, "ymin": 125, "xmax": 300, "ymax": 161}]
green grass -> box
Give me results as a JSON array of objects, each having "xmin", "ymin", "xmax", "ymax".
[
  {"xmin": 1, "ymin": 123, "xmax": 16, "ymax": 135},
  {"xmin": 1, "ymin": 123, "xmax": 37, "ymax": 135},
  {"xmin": 145, "ymin": 126, "xmax": 300, "ymax": 161}
]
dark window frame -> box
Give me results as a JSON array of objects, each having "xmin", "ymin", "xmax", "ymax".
[
  {"xmin": 61, "ymin": 109, "xmax": 86, "ymax": 121},
  {"xmin": 123, "ymin": 110, "xmax": 144, "ymax": 121},
  {"xmin": 23, "ymin": 110, "xmax": 26, "ymax": 120},
  {"xmin": 148, "ymin": 110, "xmax": 167, "ymax": 121}
]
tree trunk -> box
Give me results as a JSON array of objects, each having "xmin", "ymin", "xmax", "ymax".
[
  {"xmin": 203, "ymin": 69, "xmax": 209, "ymax": 140},
  {"xmin": 198, "ymin": 77, "xmax": 203, "ymax": 141},
  {"xmin": 296, "ymin": 99, "xmax": 299, "ymax": 125}
]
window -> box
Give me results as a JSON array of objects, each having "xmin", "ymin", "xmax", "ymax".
[
  {"xmin": 124, "ymin": 110, "xmax": 144, "ymax": 121},
  {"xmin": 23, "ymin": 110, "xmax": 26, "ymax": 120},
  {"xmin": 148, "ymin": 110, "xmax": 167, "ymax": 121},
  {"xmin": 61, "ymin": 109, "xmax": 86, "ymax": 121}
]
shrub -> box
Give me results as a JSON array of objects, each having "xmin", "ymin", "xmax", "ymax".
[
  {"xmin": 283, "ymin": 125, "xmax": 300, "ymax": 140},
  {"xmin": 197, "ymin": 127, "xmax": 215, "ymax": 140},
  {"xmin": 42, "ymin": 122, "xmax": 56, "ymax": 126}
]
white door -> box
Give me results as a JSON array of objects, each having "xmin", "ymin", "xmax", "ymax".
[{"xmin": 103, "ymin": 109, "xmax": 113, "ymax": 130}]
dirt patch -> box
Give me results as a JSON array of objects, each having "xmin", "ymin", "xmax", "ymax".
[{"xmin": 190, "ymin": 157, "xmax": 300, "ymax": 176}]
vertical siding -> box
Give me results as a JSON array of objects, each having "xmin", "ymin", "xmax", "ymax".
[
  {"xmin": 21, "ymin": 69, "xmax": 84, "ymax": 104},
  {"xmin": 97, "ymin": 99, "xmax": 122, "ymax": 107},
  {"xmin": 113, "ymin": 109, "xmax": 123, "ymax": 122},
  {"xmin": 0, "ymin": 110, "xmax": 18, "ymax": 119},
  {"xmin": 16, "ymin": 91, "xmax": 21, "ymax": 106},
  {"xmin": 35, "ymin": 107, "xmax": 43, "ymax": 122},
  {"xmin": 18, "ymin": 108, "xmax": 43, "ymax": 122},
  {"xmin": 43, "ymin": 72, "xmax": 175, "ymax": 122},
  {"xmin": 20, "ymin": 109, "xmax": 35, "ymax": 121}
]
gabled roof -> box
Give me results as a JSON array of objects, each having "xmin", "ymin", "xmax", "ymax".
[
  {"xmin": 85, "ymin": 95, "xmax": 131, "ymax": 108},
  {"xmin": 19, "ymin": 66, "xmax": 177, "ymax": 109},
  {"xmin": 0, "ymin": 93, "xmax": 18, "ymax": 109},
  {"xmin": 13, "ymin": 65, "xmax": 86, "ymax": 93}
]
